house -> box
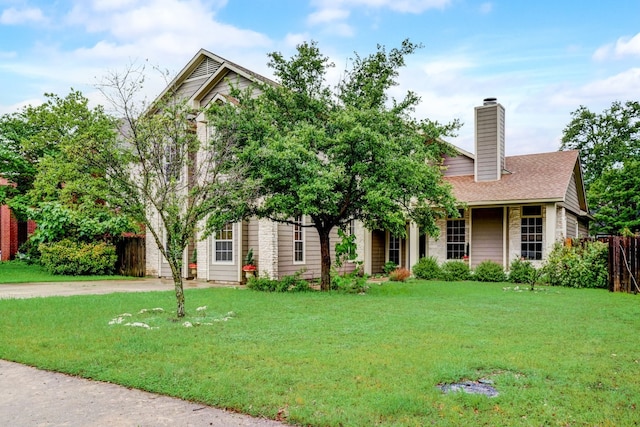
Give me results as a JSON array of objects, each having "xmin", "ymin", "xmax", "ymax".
[
  {"xmin": 146, "ymin": 49, "xmax": 589, "ymax": 282},
  {"xmin": 362, "ymin": 98, "xmax": 590, "ymax": 273},
  {"xmin": 145, "ymin": 49, "xmax": 358, "ymax": 283},
  {"xmin": 0, "ymin": 177, "xmax": 36, "ymax": 261}
]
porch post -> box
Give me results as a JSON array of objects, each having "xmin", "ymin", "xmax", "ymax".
[
  {"xmin": 545, "ymin": 204, "xmax": 557, "ymax": 258},
  {"xmin": 409, "ymin": 222, "xmax": 419, "ymax": 271}
]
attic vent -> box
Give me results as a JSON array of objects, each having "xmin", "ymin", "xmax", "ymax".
[{"xmin": 190, "ymin": 57, "xmax": 221, "ymax": 79}]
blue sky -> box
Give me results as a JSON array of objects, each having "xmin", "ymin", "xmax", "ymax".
[{"xmin": 1, "ymin": 0, "xmax": 639, "ymax": 155}]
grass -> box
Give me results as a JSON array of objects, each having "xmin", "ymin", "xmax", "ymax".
[
  {"xmin": 0, "ymin": 260, "xmax": 133, "ymax": 283},
  {"xmin": 0, "ymin": 281, "xmax": 639, "ymax": 426}
]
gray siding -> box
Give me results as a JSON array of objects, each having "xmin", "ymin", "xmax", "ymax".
[
  {"xmin": 247, "ymin": 219, "xmax": 259, "ymax": 266},
  {"xmin": 565, "ymin": 172, "xmax": 581, "ymax": 214},
  {"xmin": 471, "ymin": 207, "xmax": 504, "ymax": 268},
  {"xmin": 175, "ymin": 76, "xmax": 208, "ymax": 102},
  {"xmin": 566, "ymin": 214, "xmax": 578, "ymax": 239},
  {"xmin": 578, "ymin": 220, "xmax": 589, "ymax": 237},
  {"xmin": 200, "ymin": 71, "xmax": 254, "ymax": 106},
  {"xmin": 443, "ymin": 154, "xmax": 474, "ymax": 176},
  {"xmin": 209, "ymin": 223, "xmax": 239, "ymax": 282},
  {"xmin": 475, "ymin": 104, "xmax": 505, "ymax": 182}
]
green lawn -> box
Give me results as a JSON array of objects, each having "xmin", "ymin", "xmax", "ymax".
[
  {"xmin": 0, "ymin": 260, "xmax": 133, "ymax": 283},
  {"xmin": 0, "ymin": 281, "xmax": 638, "ymax": 426}
]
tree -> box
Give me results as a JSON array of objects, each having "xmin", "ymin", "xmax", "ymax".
[
  {"xmin": 587, "ymin": 160, "xmax": 640, "ymax": 235},
  {"xmin": 92, "ymin": 64, "xmax": 254, "ymax": 317},
  {"xmin": 561, "ymin": 101, "xmax": 640, "ymax": 186},
  {"xmin": 561, "ymin": 101, "xmax": 640, "ymax": 234},
  {"xmin": 207, "ymin": 40, "xmax": 460, "ymax": 290},
  {"xmin": 0, "ymin": 91, "xmax": 136, "ymax": 244}
]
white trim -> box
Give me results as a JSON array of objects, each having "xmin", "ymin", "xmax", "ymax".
[{"xmin": 213, "ymin": 223, "xmax": 235, "ymax": 265}]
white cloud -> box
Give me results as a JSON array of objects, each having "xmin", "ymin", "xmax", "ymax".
[
  {"xmin": 307, "ymin": 7, "xmax": 350, "ymax": 25},
  {"xmin": 284, "ymin": 32, "xmax": 312, "ymax": 48},
  {"xmin": 311, "ymin": 0, "xmax": 451, "ymax": 13},
  {"xmin": 479, "ymin": 2, "xmax": 493, "ymax": 14},
  {"xmin": 0, "ymin": 7, "xmax": 46, "ymax": 24},
  {"xmin": 593, "ymin": 32, "xmax": 640, "ymax": 60}
]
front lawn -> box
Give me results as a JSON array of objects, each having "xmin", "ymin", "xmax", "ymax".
[
  {"xmin": 0, "ymin": 260, "xmax": 132, "ymax": 283},
  {"xmin": 0, "ymin": 281, "xmax": 638, "ymax": 426}
]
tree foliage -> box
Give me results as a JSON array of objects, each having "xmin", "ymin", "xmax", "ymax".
[
  {"xmin": 207, "ymin": 40, "xmax": 460, "ymax": 290},
  {"xmin": 0, "ymin": 90, "xmax": 137, "ymax": 240},
  {"xmin": 561, "ymin": 101, "xmax": 640, "ymax": 234}
]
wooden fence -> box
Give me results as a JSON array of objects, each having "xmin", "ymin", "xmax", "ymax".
[
  {"xmin": 608, "ymin": 236, "xmax": 640, "ymax": 293},
  {"xmin": 116, "ymin": 236, "xmax": 146, "ymax": 277}
]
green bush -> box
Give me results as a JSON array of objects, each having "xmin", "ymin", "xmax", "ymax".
[
  {"xmin": 331, "ymin": 271, "xmax": 369, "ymax": 294},
  {"xmin": 509, "ymin": 258, "xmax": 537, "ymax": 284},
  {"xmin": 474, "ymin": 260, "xmax": 507, "ymax": 282},
  {"xmin": 247, "ymin": 272, "xmax": 310, "ymax": 292},
  {"xmin": 39, "ymin": 239, "xmax": 117, "ymax": 275},
  {"xmin": 439, "ymin": 261, "xmax": 471, "ymax": 281},
  {"xmin": 541, "ymin": 241, "xmax": 608, "ymax": 288},
  {"xmin": 412, "ymin": 256, "xmax": 441, "ymax": 280},
  {"xmin": 383, "ymin": 261, "xmax": 398, "ymax": 275}
]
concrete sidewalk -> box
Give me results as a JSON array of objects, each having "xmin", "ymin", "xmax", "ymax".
[
  {"xmin": 0, "ymin": 277, "xmax": 231, "ymax": 299},
  {"xmin": 0, "ymin": 279, "xmax": 286, "ymax": 427}
]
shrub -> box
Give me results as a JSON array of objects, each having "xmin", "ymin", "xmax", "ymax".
[
  {"xmin": 331, "ymin": 271, "xmax": 369, "ymax": 294},
  {"xmin": 39, "ymin": 239, "xmax": 117, "ymax": 275},
  {"xmin": 389, "ymin": 267, "xmax": 411, "ymax": 282},
  {"xmin": 541, "ymin": 241, "xmax": 608, "ymax": 288},
  {"xmin": 474, "ymin": 260, "xmax": 507, "ymax": 282},
  {"xmin": 412, "ymin": 256, "xmax": 441, "ymax": 280},
  {"xmin": 439, "ymin": 261, "xmax": 471, "ymax": 281},
  {"xmin": 247, "ymin": 272, "xmax": 311, "ymax": 292},
  {"xmin": 509, "ymin": 258, "xmax": 537, "ymax": 284},
  {"xmin": 383, "ymin": 261, "xmax": 398, "ymax": 275}
]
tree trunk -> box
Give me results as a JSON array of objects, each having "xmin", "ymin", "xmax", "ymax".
[
  {"xmin": 318, "ymin": 227, "xmax": 332, "ymax": 291},
  {"xmin": 169, "ymin": 261, "xmax": 186, "ymax": 318},
  {"xmin": 173, "ymin": 275, "xmax": 185, "ymax": 318}
]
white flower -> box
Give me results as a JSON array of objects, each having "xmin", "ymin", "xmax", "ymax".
[
  {"xmin": 125, "ymin": 322, "xmax": 151, "ymax": 329},
  {"xmin": 196, "ymin": 306, "xmax": 207, "ymax": 312},
  {"xmin": 183, "ymin": 321, "xmax": 193, "ymax": 328},
  {"xmin": 151, "ymin": 307, "xmax": 164, "ymax": 313}
]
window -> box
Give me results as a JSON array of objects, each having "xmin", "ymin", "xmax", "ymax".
[
  {"xmin": 294, "ymin": 216, "xmax": 304, "ymax": 263},
  {"xmin": 164, "ymin": 144, "xmax": 181, "ymax": 181},
  {"xmin": 214, "ymin": 223, "xmax": 233, "ymax": 262},
  {"xmin": 447, "ymin": 210, "xmax": 466, "ymax": 259},
  {"xmin": 521, "ymin": 206, "xmax": 542, "ymax": 260},
  {"xmin": 388, "ymin": 235, "xmax": 401, "ymax": 265}
]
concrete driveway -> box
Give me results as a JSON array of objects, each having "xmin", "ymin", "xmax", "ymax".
[{"xmin": 0, "ymin": 279, "xmax": 287, "ymax": 427}]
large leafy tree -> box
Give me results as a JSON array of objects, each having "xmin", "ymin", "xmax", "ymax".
[
  {"xmin": 91, "ymin": 65, "xmax": 255, "ymax": 317},
  {"xmin": 561, "ymin": 101, "xmax": 640, "ymax": 234},
  {"xmin": 208, "ymin": 40, "xmax": 460, "ymax": 290},
  {"xmin": 0, "ymin": 91, "xmax": 135, "ymax": 242}
]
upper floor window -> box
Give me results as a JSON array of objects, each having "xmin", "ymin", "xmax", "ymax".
[
  {"xmin": 214, "ymin": 223, "xmax": 233, "ymax": 262},
  {"xmin": 521, "ymin": 206, "xmax": 542, "ymax": 260},
  {"xmin": 447, "ymin": 210, "xmax": 466, "ymax": 259}
]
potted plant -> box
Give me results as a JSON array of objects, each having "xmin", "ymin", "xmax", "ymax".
[
  {"xmin": 242, "ymin": 248, "xmax": 256, "ymax": 278},
  {"xmin": 188, "ymin": 249, "xmax": 197, "ymax": 278}
]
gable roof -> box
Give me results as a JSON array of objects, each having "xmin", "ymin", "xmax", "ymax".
[
  {"xmin": 445, "ymin": 150, "xmax": 587, "ymax": 212},
  {"xmin": 152, "ymin": 48, "xmax": 276, "ymax": 109}
]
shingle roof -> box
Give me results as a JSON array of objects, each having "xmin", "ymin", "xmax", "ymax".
[{"xmin": 445, "ymin": 150, "xmax": 580, "ymax": 205}]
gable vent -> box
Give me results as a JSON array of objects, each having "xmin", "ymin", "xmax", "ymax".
[{"xmin": 189, "ymin": 57, "xmax": 221, "ymax": 79}]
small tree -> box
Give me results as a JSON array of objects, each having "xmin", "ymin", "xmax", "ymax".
[
  {"xmin": 91, "ymin": 64, "xmax": 254, "ymax": 317},
  {"xmin": 207, "ymin": 40, "xmax": 460, "ymax": 290}
]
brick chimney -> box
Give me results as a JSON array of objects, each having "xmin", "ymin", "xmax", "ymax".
[{"xmin": 474, "ymin": 97, "xmax": 505, "ymax": 182}]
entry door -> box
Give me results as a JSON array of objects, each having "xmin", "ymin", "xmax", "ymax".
[{"xmin": 471, "ymin": 208, "xmax": 503, "ymax": 268}]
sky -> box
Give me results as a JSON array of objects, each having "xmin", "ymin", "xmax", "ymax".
[{"xmin": 1, "ymin": 0, "xmax": 639, "ymax": 155}]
